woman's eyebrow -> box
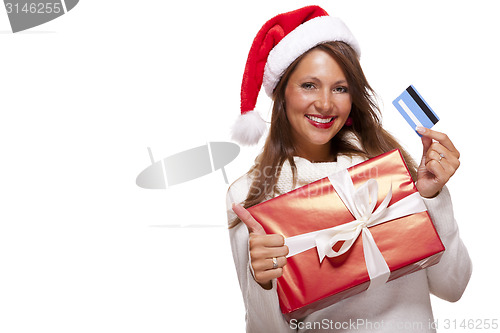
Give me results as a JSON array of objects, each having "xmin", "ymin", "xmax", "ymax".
[
  {"xmin": 300, "ymin": 76, "xmax": 348, "ymax": 85},
  {"xmin": 299, "ymin": 76, "xmax": 320, "ymax": 82}
]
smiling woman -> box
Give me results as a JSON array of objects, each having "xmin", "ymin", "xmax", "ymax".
[{"xmin": 226, "ymin": 5, "xmax": 471, "ymax": 333}]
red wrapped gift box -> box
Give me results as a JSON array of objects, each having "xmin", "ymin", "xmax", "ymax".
[{"xmin": 247, "ymin": 149, "xmax": 444, "ymax": 321}]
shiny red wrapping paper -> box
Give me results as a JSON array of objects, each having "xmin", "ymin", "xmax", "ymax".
[{"xmin": 247, "ymin": 149, "xmax": 445, "ymax": 321}]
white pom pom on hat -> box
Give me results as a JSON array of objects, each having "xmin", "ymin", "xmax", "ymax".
[
  {"xmin": 231, "ymin": 110, "xmax": 267, "ymax": 146},
  {"xmin": 231, "ymin": 5, "xmax": 361, "ymax": 146}
]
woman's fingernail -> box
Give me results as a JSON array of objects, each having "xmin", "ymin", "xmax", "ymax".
[{"xmin": 416, "ymin": 126, "xmax": 426, "ymax": 134}]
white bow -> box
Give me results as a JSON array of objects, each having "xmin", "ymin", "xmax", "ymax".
[{"xmin": 315, "ymin": 177, "xmax": 391, "ymax": 260}]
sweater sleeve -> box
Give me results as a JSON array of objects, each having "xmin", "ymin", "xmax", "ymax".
[
  {"xmin": 422, "ymin": 186, "xmax": 472, "ymax": 302},
  {"xmin": 226, "ymin": 177, "xmax": 295, "ymax": 333}
]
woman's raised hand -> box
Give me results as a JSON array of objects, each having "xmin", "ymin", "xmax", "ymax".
[
  {"xmin": 416, "ymin": 126, "xmax": 460, "ymax": 198},
  {"xmin": 232, "ymin": 203, "xmax": 289, "ymax": 290}
]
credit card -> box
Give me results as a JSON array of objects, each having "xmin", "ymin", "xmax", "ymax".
[{"xmin": 392, "ymin": 85, "xmax": 439, "ymax": 134}]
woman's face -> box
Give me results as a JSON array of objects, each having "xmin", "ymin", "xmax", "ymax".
[{"xmin": 284, "ymin": 48, "xmax": 352, "ymax": 157}]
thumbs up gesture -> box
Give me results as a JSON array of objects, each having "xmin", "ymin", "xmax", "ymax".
[{"xmin": 232, "ymin": 204, "xmax": 289, "ymax": 290}]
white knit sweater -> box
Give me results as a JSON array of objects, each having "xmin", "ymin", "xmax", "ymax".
[{"xmin": 226, "ymin": 154, "xmax": 472, "ymax": 333}]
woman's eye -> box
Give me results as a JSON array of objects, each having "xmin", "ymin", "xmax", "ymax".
[
  {"xmin": 333, "ymin": 86, "xmax": 348, "ymax": 93},
  {"xmin": 301, "ymin": 82, "xmax": 315, "ymax": 90}
]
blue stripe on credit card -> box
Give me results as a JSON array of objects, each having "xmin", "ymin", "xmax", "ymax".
[{"xmin": 392, "ymin": 85, "xmax": 439, "ymax": 133}]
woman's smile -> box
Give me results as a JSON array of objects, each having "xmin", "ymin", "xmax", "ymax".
[{"xmin": 305, "ymin": 114, "xmax": 337, "ymax": 128}]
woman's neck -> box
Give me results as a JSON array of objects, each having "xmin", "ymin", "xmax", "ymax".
[{"xmin": 293, "ymin": 142, "xmax": 335, "ymax": 163}]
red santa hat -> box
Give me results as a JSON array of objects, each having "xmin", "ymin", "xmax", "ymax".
[{"xmin": 231, "ymin": 5, "xmax": 361, "ymax": 145}]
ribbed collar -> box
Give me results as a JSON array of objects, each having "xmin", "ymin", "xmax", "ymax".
[{"xmin": 275, "ymin": 154, "xmax": 366, "ymax": 196}]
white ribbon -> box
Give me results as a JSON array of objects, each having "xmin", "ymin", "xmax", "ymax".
[{"xmin": 284, "ymin": 169, "xmax": 428, "ymax": 290}]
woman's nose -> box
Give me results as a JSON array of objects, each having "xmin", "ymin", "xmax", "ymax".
[{"xmin": 314, "ymin": 90, "xmax": 333, "ymax": 113}]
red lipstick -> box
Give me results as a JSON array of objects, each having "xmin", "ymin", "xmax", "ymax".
[{"xmin": 305, "ymin": 114, "xmax": 336, "ymax": 129}]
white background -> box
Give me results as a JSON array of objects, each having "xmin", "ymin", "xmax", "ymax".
[{"xmin": 0, "ymin": 1, "xmax": 498, "ymax": 332}]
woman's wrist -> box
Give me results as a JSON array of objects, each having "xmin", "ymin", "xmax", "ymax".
[{"xmin": 422, "ymin": 189, "xmax": 441, "ymax": 199}]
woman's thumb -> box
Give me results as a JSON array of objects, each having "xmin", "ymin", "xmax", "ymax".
[{"xmin": 232, "ymin": 203, "xmax": 266, "ymax": 235}]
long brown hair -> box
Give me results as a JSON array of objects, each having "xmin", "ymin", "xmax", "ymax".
[{"xmin": 229, "ymin": 41, "xmax": 417, "ymax": 228}]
